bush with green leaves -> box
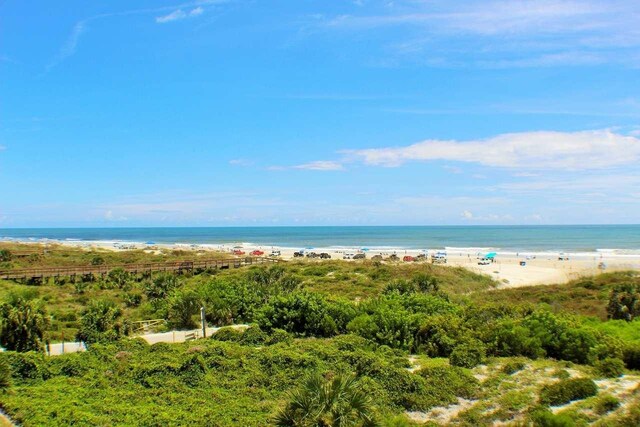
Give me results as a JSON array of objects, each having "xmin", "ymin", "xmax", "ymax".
[
  {"xmin": 539, "ymin": 378, "xmax": 598, "ymax": 406},
  {"xmin": 76, "ymin": 300, "xmax": 129, "ymax": 344},
  {"xmin": 256, "ymin": 291, "xmax": 339, "ymax": 337},
  {"xmin": 167, "ymin": 290, "xmax": 201, "ymax": 329},
  {"xmin": 607, "ymin": 284, "xmax": 640, "ymax": 321},
  {"xmin": 528, "ymin": 408, "xmax": 576, "ymax": 427},
  {"xmin": 414, "ymin": 313, "xmax": 467, "ymax": 357},
  {"xmin": 594, "ymin": 357, "xmax": 625, "ymax": 378},
  {"xmin": 449, "ymin": 340, "xmax": 486, "ymax": 368},
  {"xmin": 275, "ymin": 372, "xmax": 377, "ymax": 427},
  {"xmin": 0, "ymin": 294, "xmax": 50, "ymax": 352},
  {"xmin": 0, "ymin": 356, "xmax": 11, "ymax": 389},
  {"xmin": 2, "ymin": 351, "xmax": 50, "ymax": 382},
  {"xmin": 521, "ymin": 311, "xmax": 596, "ymax": 364},
  {"xmin": 144, "ymin": 273, "xmax": 180, "ymax": 301},
  {"xmin": 594, "ymin": 394, "xmax": 620, "ymax": 415},
  {"xmin": 412, "ymin": 273, "xmax": 439, "ymax": 293},
  {"xmin": 502, "ymin": 360, "xmax": 527, "ymax": 375},
  {"xmin": 623, "ymin": 344, "xmax": 640, "ymax": 370},
  {"xmin": 107, "ymin": 268, "xmax": 132, "ymax": 290},
  {"xmin": 0, "ymin": 249, "xmax": 12, "ymax": 262},
  {"xmin": 415, "ymin": 365, "xmax": 479, "ymax": 405}
]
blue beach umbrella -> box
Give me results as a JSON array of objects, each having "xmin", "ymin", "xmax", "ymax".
[{"xmin": 485, "ymin": 252, "xmax": 497, "ymax": 259}]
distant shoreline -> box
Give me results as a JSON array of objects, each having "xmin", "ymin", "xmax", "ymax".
[
  {"xmin": 2, "ymin": 225, "xmax": 640, "ymax": 254},
  {"xmin": 3, "ymin": 238, "xmax": 640, "ymax": 288}
]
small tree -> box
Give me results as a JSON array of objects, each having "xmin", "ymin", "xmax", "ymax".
[
  {"xmin": 76, "ymin": 300, "xmax": 128, "ymax": 344},
  {"xmin": 0, "ymin": 295, "xmax": 49, "ymax": 352},
  {"xmin": 168, "ymin": 290, "xmax": 201, "ymax": 329},
  {"xmin": 413, "ymin": 273, "xmax": 439, "ymax": 293},
  {"xmin": 275, "ymin": 372, "xmax": 377, "ymax": 427},
  {"xmin": 145, "ymin": 273, "xmax": 179, "ymax": 301},
  {"xmin": 607, "ymin": 284, "xmax": 640, "ymax": 321},
  {"xmin": 0, "ymin": 249, "xmax": 11, "ymax": 262}
]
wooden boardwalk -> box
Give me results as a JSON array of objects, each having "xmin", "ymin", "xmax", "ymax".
[{"xmin": 0, "ymin": 257, "xmax": 279, "ymax": 281}]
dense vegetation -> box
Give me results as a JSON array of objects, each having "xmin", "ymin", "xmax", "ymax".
[{"xmin": 1, "ymin": 245, "xmax": 640, "ymax": 425}]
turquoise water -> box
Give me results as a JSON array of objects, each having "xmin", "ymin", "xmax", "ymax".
[{"xmin": 1, "ymin": 226, "xmax": 639, "ymax": 252}]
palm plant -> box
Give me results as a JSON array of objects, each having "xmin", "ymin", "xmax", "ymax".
[
  {"xmin": 275, "ymin": 372, "xmax": 378, "ymax": 427},
  {"xmin": 0, "ymin": 295, "xmax": 49, "ymax": 352}
]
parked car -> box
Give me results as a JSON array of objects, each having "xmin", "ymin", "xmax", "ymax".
[
  {"xmin": 270, "ymin": 250, "xmax": 281, "ymax": 257},
  {"xmin": 319, "ymin": 253, "xmax": 331, "ymax": 259},
  {"xmin": 250, "ymin": 250, "xmax": 264, "ymax": 256},
  {"xmin": 343, "ymin": 253, "xmax": 355, "ymax": 260},
  {"xmin": 233, "ymin": 249, "xmax": 245, "ymax": 256},
  {"xmin": 306, "ymin": 252, "xmax": 318, "ymax": 258},
  {"xmin": 353, "ymin": 253, "xmax": 366, "ymax": 260},
  {"xmin": 371, "ymin": 255, "xmax": 383, "ymax": 261},
  {"xmin": 403, "ymin": 256, "xmax": 414, "ymax": 262},
  {"xmin": 478, "ymin": 258, "xmax": 492, "ymax": 265},
  {"xmin": 558, "ymin": 253, "xmax": 570, "ymax": 261},
  {"xmin": 293, "ymin": 251, "xmax": 304, "ymax": 257},
  {"xmin": 387, "ymin": 254, "xmax": 399, "ymax": 261},
  {"xmin": 431, "ymin": 253, "xmax": 447, "ymax": 264}
]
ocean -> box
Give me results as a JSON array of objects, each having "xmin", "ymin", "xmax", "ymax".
[{"xmin": 1, "ymin": 225, "xmax": 639, "ymax": 253}]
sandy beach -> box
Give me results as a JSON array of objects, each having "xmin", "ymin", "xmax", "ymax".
[{"xmin": 4, "ymin": 238, "xmax": 639, "ymax": 289}]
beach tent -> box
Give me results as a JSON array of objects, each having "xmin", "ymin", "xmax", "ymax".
[{"xmin": 485, "ymin": 252, "xmax": 497, "ymax": 259}]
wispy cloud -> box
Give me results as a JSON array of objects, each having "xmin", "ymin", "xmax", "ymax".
[
  {"xmin": 44, "ymin": 1, "xmax": 225, "ymax": 71},
  {"xmin": 156, "ymin": 7, "xmax": 204, "ymax": 24},
  {"xmin": 46, "ymin": 21, "xmax": 86, "ymax": 72},
  {"xmin": 293, "ymin": 161, "xmax": 344, "ymax": 171},
  {"xmin": 317, "ymin": 0, "xmax": 640, "ymax": 67},
  {"xmin": 229, "ymin": 158, "xmax": 254, "ymax": 167},
  {"xmin": 344, "ymin": 130, "xmax": 640, "ymax": 170}
]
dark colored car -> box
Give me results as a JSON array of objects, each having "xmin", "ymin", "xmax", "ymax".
[
  {"xmin": 319, "ymin": 253, "xmax": 331, "ymax": 259},
  {"xmin": 293, "ymin": 251, "xmax": 304, "ymax": 257},
  {"xmin": 306, "ymin": 252, "xmax": 318, "ymax": 258},
  {"xmin": 353, "ymin": 253, "xmax": 366, "ymax": 260}
]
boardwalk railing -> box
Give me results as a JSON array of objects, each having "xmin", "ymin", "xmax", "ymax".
[{"xmin": 0, "ymin": 257, "xmax": 280, "ymax": 281}]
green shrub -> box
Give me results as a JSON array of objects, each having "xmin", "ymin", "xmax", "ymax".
[
  {"xmin": 607, "ymin": 284, "xmax": 640, "ymax": 321},
  {"xmin": 265, "ymin": 329, "xmax": 293, "ymax": 346},
  {"xmin": 529, "ymin": 408, "xmax": 576, "ymax": 426},
  {"xmin": 595, "ymin": 357, "xmax": 625, "ymax": 378},
  {"xmin": 123, "ymin": 292, "xmax": 143, "ymax": 308},
  {"xmin": 539, "ymin": 378, "xmax": 598, "ymax": 406},
  {"xmin": 0, "ymin": 355, "xmax": 11, "ymax": 389},
  {"xmin": 502, "ymin": 360, "xmax": 527, "ymax": 375},
  {"xmin": 211, "ymin": 327, "xmax": 244, "ymax": 342},
  {"xmin": 0, "ymin": 295, "xmax": 50, "ymax": 352},
  {"xmin": 449, "ymin": 341, "xmax": 486, "ymax": 368},
  {"xmin": 240, "ymin": 326, "xmax": 268, "ymax": 345},
  {"xmin": 0, "ymin": 249, "xmax": 11, "ymax": 262},
  {"xmin": 167, "ymin": 290, "xmax": 201, "ymax": 329},
  {"xmin": 256, "ymin": 291, "xmax": 338, "ymax": 337},
  {"xmin": 623, "ymin": 344, "xmax": 640, "ymax": 370},
  {"xmin": 3, "ymin": 351, "xmax": 50, "ymax": 382},
  {"xmin": 415, "ymin": 365, "xmax": 479, "ymax": 406},
  {"xmin": 76, "ymin": 300, "xmax": 129, "ymax": 344},
  {"xmin": 594, "ymin": 394, "xmax": 620, "ymax": 415}
]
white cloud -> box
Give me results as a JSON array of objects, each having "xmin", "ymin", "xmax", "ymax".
[
  {"xmin": 461, "ymin": 210, "xmax": 474, "ymax": 219},
  {"xmin": 156, "ymin": 7, "xmax": 204, "ymax": 24},
  {"xmin": 345, "ymin": 130, "xmax": 640, "ymax": 170},
  {"xmin": 46, "ymin": 21, "xmax": 86, "ymax": 71},
  {"xmin": 293, "ymin": 161, "xmax": 345, "ymax": 171},
  {"xmin": 229, "ymin": 158, "xmax": 254, "ymax": 166},
  {"xmin": 320, "ymin": 1, "xmax": 640, "ymax": 67}
]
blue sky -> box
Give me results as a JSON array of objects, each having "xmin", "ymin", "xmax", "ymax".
[{"xmin": 1, "ymin": 0, "xmax": 639, "ymax": 227}]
